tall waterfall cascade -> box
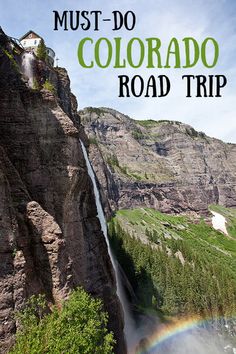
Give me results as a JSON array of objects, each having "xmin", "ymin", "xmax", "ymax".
[{"xmin": 80, "ymin": 140, "xmax": 138, "ymax": 351}]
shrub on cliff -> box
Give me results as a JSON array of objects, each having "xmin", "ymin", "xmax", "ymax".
[
  {"xmin": 42, "ymin": 79, "xmax": 55, "ymax": 93},
  {"xmin": 10, "ymin": 288, "xmax": 115, "ymax": 354}
]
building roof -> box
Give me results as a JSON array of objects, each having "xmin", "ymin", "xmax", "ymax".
[{"xmin": 20, "ymin": 30, "xmax": 42, "ymax": 41}]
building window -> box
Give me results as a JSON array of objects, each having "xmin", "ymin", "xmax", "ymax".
[
  {"xmin": 34, "ymin": 40, "xmax": 37, "ymax": 45},
  {"xmin": 24, "ymin": 41, "xmax": 26, "ymax": 45}
]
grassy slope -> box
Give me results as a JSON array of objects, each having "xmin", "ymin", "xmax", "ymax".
[{"xmin": 109, "ymin": 207, "xmax": 236, "ymax": 318}]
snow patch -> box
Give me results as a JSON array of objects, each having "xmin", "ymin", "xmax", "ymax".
[{"xmin": 211, "ymin": 211, "xmax": 228, "ymax": 235}]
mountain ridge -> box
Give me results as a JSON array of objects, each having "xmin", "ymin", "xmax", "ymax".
[
  {"xmin": 81, "ymin": 106, "xmax": 236, "ymax": 217},
  {"xmin": 81, "ymin": 106, "xmax": 231, "ymax": 143}
]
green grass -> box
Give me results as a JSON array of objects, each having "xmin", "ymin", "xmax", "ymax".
[
  {"xmin": 131, "ymin": 128, "xmax": 146, "ymax": 140},
  {"xmin": 106, "ymin": 155, "xmax": 148, "ymax": 181},
  {"xmin": 106, "ymin": 154, "xmax": 119, "ymax": 168},
  {"xmin": 136, "ymin": 119, "xmax": 158, "ymax": 127},
  {"xmin": 108, "ymin": 207, "xmax": 236, "ymax": 319},
  {"xmin": 136, "ymin": 120, "xmax": 207, "ymax": 140},
  {"xmin": 2, "ymin": 48, "xmax": 19, "ymax": 72},
  {"xmin": 136, "ymin": 119, "xmax": 183, "ymax": 127},
  {"xmin": 116, "ymin": 208, "xmax": 236, "ymax": 264},
  {"xmin": 88, "ymin": 137, "xmax": 98, "ymax": 145},
  {"xmin": 85, "ymin": 107, "xmax": 106, "ymax": 115}
]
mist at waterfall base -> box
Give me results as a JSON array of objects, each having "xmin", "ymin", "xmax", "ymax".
[
  {"xmin": 81, "ymin": 139, "xmax": 234, "ymax": 353},
  {"xmin": 133, "ymin": 316, "xmax": 234, "ymax": 354}
]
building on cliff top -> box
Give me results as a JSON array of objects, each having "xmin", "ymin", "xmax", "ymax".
[{"xmin": 20, "ymin": 30, "xmax": 55, "ymax": 66}]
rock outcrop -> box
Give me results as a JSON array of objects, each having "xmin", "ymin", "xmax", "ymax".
[
  {"xmin": 0, "ymin": 31, "xmax": 125, "ymax": 353},
  {"xmin": 81, "ymin": 107, "xmax": 236, "ymax": 216}
]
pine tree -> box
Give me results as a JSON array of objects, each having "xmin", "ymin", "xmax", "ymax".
[{"xmin": 36, "ymin": 39, "xmax": 47, "ymax": 61}]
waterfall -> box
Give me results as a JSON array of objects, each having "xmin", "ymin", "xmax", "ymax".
[
  {"xmin": 21, "ymin": 52, "xmax": 34, "ymax": 88},
  {"xmin": 79, "ymin": 140, "xmax": 234, "ymax": 354},
  {"xmin": 80, "ymin": 140, "xmax": 138, "ymax": 351}
]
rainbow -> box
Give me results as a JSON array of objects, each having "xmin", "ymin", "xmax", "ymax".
[{"xmin": 133, "ymin": 315, "xmax": 220, "ymax": 354}]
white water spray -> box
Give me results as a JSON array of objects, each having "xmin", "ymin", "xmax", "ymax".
[
  {"xmin": 21, "ymin": 52, "xmax": 34, "ymax": 88},
  {"xmin": 80, "ymin": 140, "xmax": 137, "ymax": 350}
]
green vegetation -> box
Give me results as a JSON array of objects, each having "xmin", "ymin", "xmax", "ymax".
[
  {"xmin": 2, "ymin": 48, "xmax": 19, "ymax": 71},
  {"xmin": 129, "ymin": 171, "xmax": 143, "ymax": 181},
  {"xmin": 185, "ymin": 127, "xmax": 206, "ymax": 139},
  {"xmin": 42, "ymin": 79, "xmax": 55, "ymax": 93},
  {"xmin": 32, "ymin": 77, "xmax": 54, "ymax": 92},
  {"xmin": 136, "ymin": 119, "xmax": 158, "ymax": 127},
  {"xmin": 12, "ymin": 248, "xmax": 18, "ymax": 257},
  {"xmin": 157, "ymin": 120, "xmax": 182, "ymax": 125},
  {"xmin": 106, "ymin": 154, "xmax": 146, "ymax": 181},
  {"xmin": 108, "ymin": 208, "xmax": 236, "ymax": 318},
  {"xmin": 136, "ymin": 119, "xmax": 182, "ymax": 126},
  {"xmin": 89, "ymin": 137, "xmax": 98, "ymax": 145},
  {"xmin": 10, "ymin": 288, "xmax": 114, "ymax": 354},
  {"xmin": 86, "ymin": 107, "xmax": 106, "ymax": 116},
  {"xmin": 36, "ymin": 39, "xmax": 47, "ymax": 61},
  {"xmin": 106, "ymin": 154, "xmax": 127, "ymax": 175},
  {"xmin": 107, "ymin": 154, "xmax": 120, "ymax": 168},
  {"xmin": 32, "ymin": 78, "xmax": 40, "ymax": 91},
  {"xmin": 136, "ymin": 119, "xmax": 207, "ymax": 141},
  {"xmin": 132, "ymin": 128, "xmax": 145, "ymax": 140},
  {"xmin": 119, "ymin": 165, "xmax": 128, "ymax": 175},
  {"xmin": 131, "ymin": 124, "xmax": 160, "ymax": 141}
]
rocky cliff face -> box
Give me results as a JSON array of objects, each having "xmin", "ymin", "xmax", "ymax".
[
  {"xmin": 0, "ymin": 32, "xmax": 125, "ymax": 353},
  {"xmin": 81, "ymin": 107, "xmax": 236, "ymax": 216}
]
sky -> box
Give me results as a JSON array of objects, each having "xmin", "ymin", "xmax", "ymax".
[{"xmin": 0, "ymin": 0, "xmax": 236, "ymax": 142}]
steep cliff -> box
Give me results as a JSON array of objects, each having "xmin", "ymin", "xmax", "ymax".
[
  {"xmin": 81, "ymin": 107, "xmax": 236, "ymax": 216},
  {"xmin": 0, "ymin": 31, "xmax": 125, "ymax": 353}
]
